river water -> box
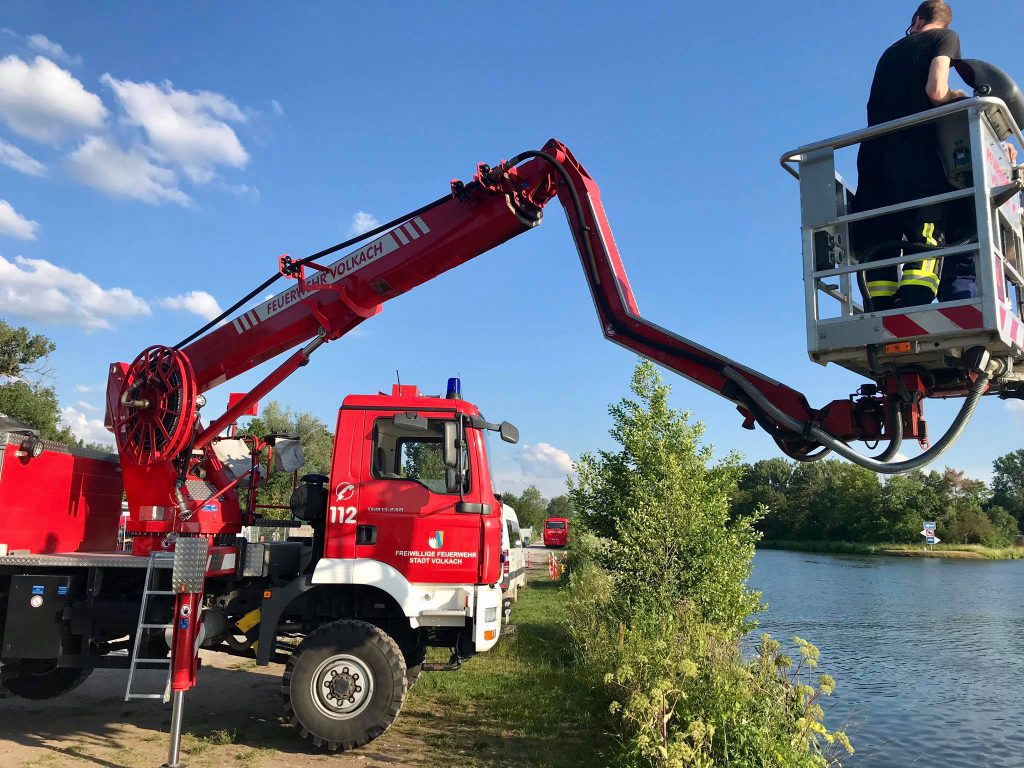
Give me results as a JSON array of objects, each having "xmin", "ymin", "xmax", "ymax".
[{"xmin": 751, "ymin": 549, "xmax": 1024, "ymax": 767}]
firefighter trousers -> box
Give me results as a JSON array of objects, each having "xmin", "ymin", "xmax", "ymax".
[{"xmin": 853, "ymin": 130, "xmax": 973, "ymax": 312}]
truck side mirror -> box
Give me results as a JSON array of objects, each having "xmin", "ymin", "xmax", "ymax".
[
  {"xmin": 445, "ymin": 467, "xmax": 460, "ymax": 494},
  {"xmin": 442, "ymin": 421, "xmax": 459, "ymax": 468},
  {"xmin": 499, "ymin": 421, "xmax": 519, "ymax": 444},
  {"xmin": 273, "ymin": 439, "xmax": 306, "ymax": 473}
]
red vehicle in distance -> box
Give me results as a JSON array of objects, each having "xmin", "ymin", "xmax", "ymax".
[{"xmin": 543, "ymin": 517, "xmax": 568, "ymax": 548}]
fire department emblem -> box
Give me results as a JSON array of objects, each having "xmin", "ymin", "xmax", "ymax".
[{"xmin": 428, "ymin": 531, "xmax": 444, "ymax": 550}]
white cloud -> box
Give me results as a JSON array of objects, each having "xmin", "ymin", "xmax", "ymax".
[
  {"xmin": 0, "ymin": 254, "xmax": 150, "ymax": 331},
  {"xmin": 268, "ymin": 99, "xmax": 285, "ymax": 117},
  {"xmin": 26, "ymin": 34, "xmax": 82, "ymax": 67},
  {"xmin": 74, "ymin": 384, "xmax": 96, "ymax": 393},
  {"xmin": 1006, "ymin": 400, "xmax": 1024, "ymax": 426},
  {"xmin": 221, "ymin": 181, "xmax": 260, "ymax": 201},
  {"xmin": 67, "ymin": 135, "xmax": 190, "ymax": 206},
  {"xmin": 60, "ymin": 405, "xmax": 113, "ymax": 446},
  {"xmin": 517, "ymin": 442, "xmax": 574, "ymax": 478},
  {"xmin": 0, "ymin": 55, "xmax": 107, "ymax": 143},
  {"xmin": 160, "ymin": 290, "xmax": 223, "ymax": 321},
  {"xmin": 348, "ymin": 211, "xmax": 380, "ymax": 235},
  {"xmin": 75, "ymin": 400, "xmax": 99, "ymax": 412},
  {"xmin": 492, "ymin": 466, "xmax": 569, "ymax": 499},
  {"xmin": 101, "ymin": 75, "xmax": 248, "ymax": 183},
  {"xmin": 0, "ymin": 138, "xmax": 44, "ymax": 175},
  {"xmin": 0, "ymin": 199, "xmax": 39, "ymax": 239}
]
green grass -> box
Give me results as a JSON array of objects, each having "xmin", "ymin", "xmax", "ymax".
[
  {"xmin": 402, "ymin": 574, "xmax": 609, "ymax": 767},
  {"xmin": 759, "ymin": 539, "xmax": 1024, "ymax": 559}
]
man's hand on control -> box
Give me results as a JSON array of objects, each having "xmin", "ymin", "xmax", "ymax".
[{"xmin": 1003, "ymin": 142, "xmax": 1019, "ymax": 164}]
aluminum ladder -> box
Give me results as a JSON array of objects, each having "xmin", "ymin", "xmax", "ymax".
[{"xmin": 125, "ymin": 551, "xmax": 175, "ymax": 702}]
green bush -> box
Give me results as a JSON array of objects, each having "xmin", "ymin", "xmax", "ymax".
[{"xmin": 567, "ymin": 361, "xmax": 852, "ymax": 767}]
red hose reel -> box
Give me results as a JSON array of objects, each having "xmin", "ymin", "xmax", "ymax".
[{"xmin": 113, "ymin": 345, "xmax": 199, "ymax": 466}]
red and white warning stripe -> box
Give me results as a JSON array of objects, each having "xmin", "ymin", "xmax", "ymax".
[
  {"xmin": 231, "ymin": 310, "xmax": 262, "ymax": 334},
  {"xmin": 391, "ymin": 216, "xmax": 431, "ymax": 245},
  {"xmin": 999, "ymin": 305, "xmax": 1024, "ymax": 350},
  {"xmin": 882, "ymin": 306, "xmax": 984, "ymax": 340}
]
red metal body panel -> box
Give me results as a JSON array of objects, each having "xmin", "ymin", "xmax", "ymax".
[
  {"xmin": 327, "ymin": 387, "xmax": 501, "ymax": 586},
  {"xmin": 0, "ymin": 436, "xmax": 122, "ymax": 553}
]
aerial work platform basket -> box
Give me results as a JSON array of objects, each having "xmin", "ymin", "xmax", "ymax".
[{"xmin": 782, "ymin": 95, "xmax": 1024, "ymax": 396}]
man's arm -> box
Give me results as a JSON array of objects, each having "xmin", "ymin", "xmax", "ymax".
[{"xmin": 926, "ymin": 56, "xmax": 966, "ymax": 105}]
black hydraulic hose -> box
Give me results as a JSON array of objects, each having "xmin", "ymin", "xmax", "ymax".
[
  {"xmin": 723, "ymin": 365, "xmax": 987, "ymax": 474},
  {"xmin": 172, "ymin": 192, "xmax": 454, "ymax": 350},
  {"xmin": 778, "ymin": 439, "xmax": 833, "ymax": 463},
  {"xmin": 866, "ymin": 398, "xmax": 904, "ymax": 461}
]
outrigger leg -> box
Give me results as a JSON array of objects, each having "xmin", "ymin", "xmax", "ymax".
[{"xmin": 161, "ymin": 538, "xmax": 208, "ymax": 768}]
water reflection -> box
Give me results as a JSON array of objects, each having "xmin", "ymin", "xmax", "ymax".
[{"xmin": 751, "ymin": 549, "xmax": 1024, "ymax": 767}]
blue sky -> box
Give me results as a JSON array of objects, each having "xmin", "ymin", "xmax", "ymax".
[{"xmin": 1, "ymin": 1, "xmax": 1022, "ymax": 496}]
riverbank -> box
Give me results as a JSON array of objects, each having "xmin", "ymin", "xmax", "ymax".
[{"xmin": 758, "ymin": 539, "xmax": 1024, "ymax": 560}]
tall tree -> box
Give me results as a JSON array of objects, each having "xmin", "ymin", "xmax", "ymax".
[
  {"xmin": 731, "ymin": 458, "xmax": 794, "ymax": 538},
  {"xmin": 570, "ymin": 360, "xmax": 756, "ymax": 628},
  {"xmin": 0, "ymin": 323, "xmax": 54, "ymax": 379},
  {"xmin": 501, "ymin": 485, "xmax": 547, "ymax": 530},
  {"xmin": 546, "ymin": 494, "xmax": 573, "ymax": 519},
  {"xmin": 241, "ymin": 401, "xmax": 334, "ymax": 515},
  {"xmin": 0, "ymin": 320, "xmax": 77, "ymax": 443},
  {"xmin": 992, "ymin": 449, "xmax": 1024, "ymax": 524}
]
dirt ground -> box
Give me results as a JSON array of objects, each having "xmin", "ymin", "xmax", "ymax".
[{"xmin": 0, "ymin": 648, "xmax": 466, "ymax": 768}]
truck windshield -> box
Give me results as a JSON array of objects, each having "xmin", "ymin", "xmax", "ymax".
[
  {"xmin": 372, "ymin": 417, "xmax": 470, "ymax": 495},
  {"xmin": 546, "ymin": 521, "xmax": 566, "ymax": 529}
]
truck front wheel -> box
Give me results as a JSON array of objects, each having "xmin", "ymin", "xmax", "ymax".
[
  {"xmin": 1, "ymin": 661, "xmax": 92, "ymax": 699},
  {"xmin": 282, "ymin": 620, "xmax": 406, "ymax": 751}
]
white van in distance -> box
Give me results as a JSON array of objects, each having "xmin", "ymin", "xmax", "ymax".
[{"xmin": 501, "ymin": 504, "xmax": 527, "ymax": 600}]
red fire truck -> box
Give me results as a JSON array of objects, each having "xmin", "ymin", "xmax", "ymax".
[
  {"xmin": 0, "ymin": 378, "xmax": 516, "ymax": 757},
  {"xmin": 1, "ymin": 97, "xmax": 1023, "ymax": 763}
]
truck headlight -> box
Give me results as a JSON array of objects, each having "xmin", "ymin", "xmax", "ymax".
[{"xmin": 484, "ymin": 607, "xmax": 497, "ymax": 623}]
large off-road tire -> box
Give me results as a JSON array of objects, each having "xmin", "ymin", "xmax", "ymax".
[
  {"xmin": 282, "ymin": 620, "xmax": 406, "ymax": 751},
  {"xmin": 404, "ymin": 647, "xmax": 427, "ymax": 689},
  {"xmin": 1, "ymin": 661, "xmax": 92, "ymax": 700}
]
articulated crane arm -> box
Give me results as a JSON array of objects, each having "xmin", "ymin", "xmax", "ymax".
[{"xmin": 109, "ymin": 139, "xmax": 968, "ymax": 522}]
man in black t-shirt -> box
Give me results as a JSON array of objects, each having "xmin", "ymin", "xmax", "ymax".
[{"xmin": 854, "ymin": 1, "xmax": 966, "ymax": 311}]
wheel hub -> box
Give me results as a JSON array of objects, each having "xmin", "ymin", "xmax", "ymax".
[{"xmin": 311, "ymin": 654, "xmax": 375, "ymax": 720}]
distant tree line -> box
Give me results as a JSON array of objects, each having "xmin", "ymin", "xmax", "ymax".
[{"xmin": 731, "ymin": 453, "xmax": 1024, "ymax": 547}]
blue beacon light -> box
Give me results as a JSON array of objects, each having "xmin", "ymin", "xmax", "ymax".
[{"xmin": 446, "ymin": 377, "xmax": 462, "ymax": 400}]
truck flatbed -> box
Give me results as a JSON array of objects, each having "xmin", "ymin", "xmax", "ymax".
[{"xmin": 0, "ymin": 552, "xmax": 170, "ymax": 569}]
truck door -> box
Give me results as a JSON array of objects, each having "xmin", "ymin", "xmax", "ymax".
[
  {"xmin": 355, "ymin": 411, "xmax": 485, "ymax": 586},
  {"xmin": 323, "ymin": 404, "xmax": 366, "ymax": 561}
]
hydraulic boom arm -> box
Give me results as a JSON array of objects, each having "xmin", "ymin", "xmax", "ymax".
[{"xmin": 110, "ymin": 138, "xmax": 974, "ymax": 497}]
